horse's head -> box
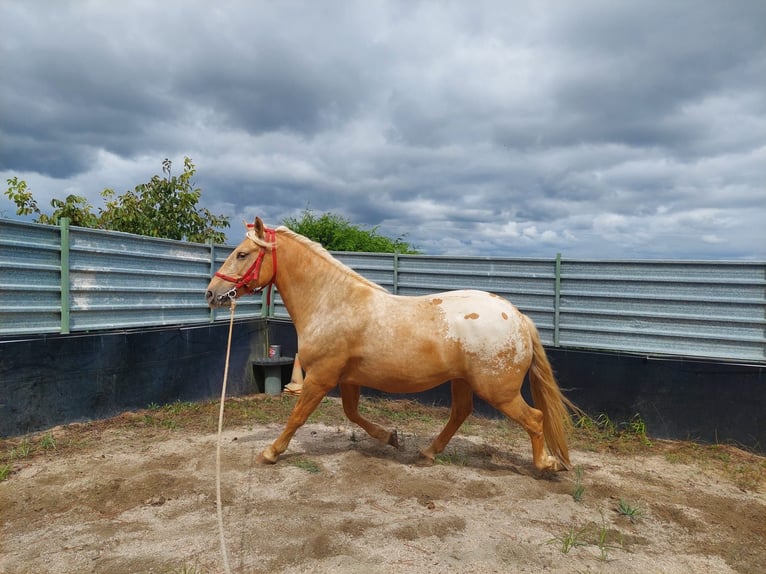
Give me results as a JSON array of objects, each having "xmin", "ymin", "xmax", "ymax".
[{"xmin": 205, "ymin": 217, "xmax": 277, "ymax": 307}]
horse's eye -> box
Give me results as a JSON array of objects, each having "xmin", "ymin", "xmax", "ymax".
[{"xmin": 236, "ymin": 251, "xmax": 248, "ymax": 260}]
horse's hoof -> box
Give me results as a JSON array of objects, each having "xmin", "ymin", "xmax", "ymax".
[
  {"xmin": 388, "ymin": 430, "xmax": 400, "ymax": 449},
  {"xmin": 419, "ymin": 449, "xmax": 436, "ymax": 465},
  {"xmin": 257, "ymin": 449, "xmax": 278, "ymax": 464},
  {"xmin": 536, "ymin": 455, "xmax": 567, "ymax": 472}
]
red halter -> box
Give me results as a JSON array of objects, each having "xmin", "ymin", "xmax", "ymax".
[{"xmin": 214, "ymin": 226, "xmax": 277, "ymax": 304}]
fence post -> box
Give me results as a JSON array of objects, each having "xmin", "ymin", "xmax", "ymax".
[
  {"xmin": 59, "ymin": 217, "xmax": 71, "ymax": 334},
  {"xmin": 393, "ymin": 251, "xmax": 400, "ymax": 295},
  {"xmin": 260, "ymin": 289, "xmax": 270, "ymax": 318},
  {"xmin": 554, "ymin": 252, "xmax": 561, "ymax": 347},
  {"xmin": 208, "ymin": 239, "xmax": 216, "ymax": 322}
]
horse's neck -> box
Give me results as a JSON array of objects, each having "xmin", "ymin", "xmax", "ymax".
[{"xmin": 274, "ymin": 232, "xmax": 375, "ymax": 333}]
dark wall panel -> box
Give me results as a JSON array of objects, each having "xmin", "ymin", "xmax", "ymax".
[
  {"xmin": 1, "ymin": 320, "xmax": 267, "ymax": 436},
  {"xmin": 3, "ymin": 318, "xmax": 763, "ymax": 454},
  {"xmin": 548, "ymin": 349, "xmax": 764, "ymax": 450}
]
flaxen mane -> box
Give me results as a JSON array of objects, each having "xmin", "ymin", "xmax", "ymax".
[{"xmin": 277, "ymin": 226, "xmax": 388, "ymax": 293}]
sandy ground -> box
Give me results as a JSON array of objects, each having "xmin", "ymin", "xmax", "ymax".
[{"xmin": 1, "ymin": 398, "xmax": 764, "ymax": 574}]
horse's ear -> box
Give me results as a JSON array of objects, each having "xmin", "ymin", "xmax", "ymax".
[{"xmin": 253, "ymin": 217, "xmax": 265, "ymax": 240}]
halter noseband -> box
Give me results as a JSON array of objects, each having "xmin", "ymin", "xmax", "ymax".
[{"xmin": 214, "ymin": 225, "xmax": 277, "ymax": 303}]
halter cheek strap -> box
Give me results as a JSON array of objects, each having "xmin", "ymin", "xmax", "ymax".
[{"xmin": 214, "ymin": 227, "xmax": 277, "ymax": 303}]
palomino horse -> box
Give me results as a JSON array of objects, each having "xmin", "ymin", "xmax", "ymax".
[{"xmin": 206, "ymin": 218, "xmax": 577, "ymax": 471}]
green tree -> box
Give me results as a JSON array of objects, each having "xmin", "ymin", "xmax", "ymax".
[
  {"xmin": 283, "ymin": 208, "xmax": 418, "ymax": 253},
  {"xmin": 5, "ymin": 176, "xmax": 99, "ymax": 227},
  {"xmin": 4, "ymin": 158, "xmax": 229, "ymax": 243},
  {"xmin": 99, "ymin": 157, "xmax": 229, "ymax": 243}
]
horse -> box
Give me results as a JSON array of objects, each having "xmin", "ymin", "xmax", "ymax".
[{"xmin": 206, "ymin": 217, "xmax": 578, "ymax": 472}]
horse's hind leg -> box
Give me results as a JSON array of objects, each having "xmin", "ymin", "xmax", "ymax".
[
  {"xmin": 495, "ymin": 394, "xmax": 562, "ymax": 472},
  {"xmin": 339, "ymin": 383, "xmax": 398, "ymax": 448},
  {"xmin": 421, "ymin": 379, "xmax": 473, "ymax": 462}
]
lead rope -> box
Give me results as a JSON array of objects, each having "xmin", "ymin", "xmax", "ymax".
[{"xmin": 216, "ymin": 297, "xmax": 237, "ymax": 574}]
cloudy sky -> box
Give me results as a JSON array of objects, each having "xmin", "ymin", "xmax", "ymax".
[{"xmin": 1, "ymin": 1, "xmax": 764, "ymax": 259}]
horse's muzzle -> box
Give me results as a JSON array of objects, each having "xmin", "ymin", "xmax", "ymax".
[{"xmin": 205, "ymin": 288, "xmax": 237, "ymax": 308}]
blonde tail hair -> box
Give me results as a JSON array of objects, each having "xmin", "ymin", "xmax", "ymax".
[{"xmin": 525, "ymin": 315, "xmax": 579, "ymax": 467}]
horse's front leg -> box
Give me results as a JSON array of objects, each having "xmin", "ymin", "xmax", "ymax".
[
  {"xmin": 257, "ymin": 375, "xmax": 331, "ymax": 464},
  {"xmin": 339, "ymin": 383, "xmax": 399, "ymax": 448}
]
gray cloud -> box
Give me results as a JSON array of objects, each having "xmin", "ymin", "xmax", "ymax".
[{"xmin": 1, "ymin": 0, "xmax": 764, "ymax": 259}]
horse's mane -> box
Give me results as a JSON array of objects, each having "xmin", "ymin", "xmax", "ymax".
[{"xmin": 276, "ymin": 226, "xmax": 388, "ymax": 293}]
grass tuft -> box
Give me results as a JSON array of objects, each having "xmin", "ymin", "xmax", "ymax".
[
  {"xmin": 288, "ymin": 456, "xmax": 321, "ymax": 473},
  {"xmin": 166, "ymin": 562, "xmax": 204, "ymax": 574},
  {"xmin": 572, "ymin": 412, "xmax": 655, "ymax": 455},
  {"xmin": 435, "ymin": 451, "xmax": 469, "ymax": 466},
  {"xmin": 616, "ymin": 499, "xmax": 643, "ymax": 522},
  {"xmin": 624, "ymin": 414, "xmax": 652, "ymax": 446},
  {"xmin": 548, "ymin": 525, "xmax": 588, "ymax": 554},
  {"xmin": 39, "ymin": 432, "xmax": 56, "ymax": 451},
  {"xmin": 571, "ymin": 465, "xmax": 585, "ymax": 502},
  {"xmin": 595, "ymin": 509, "xmax": 624, "ymax": 561},
  {"xmin": 9, "ymin": 439, "xmax": 31, "ymax": 459}
]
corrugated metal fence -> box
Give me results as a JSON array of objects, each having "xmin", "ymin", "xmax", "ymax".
[
  {"xmin": 2, "ymin": 218, "xmax": 764, "ymax": 363},
  {"xmin": 0, "ymin": 218, "xmax": 262, "ymax": 335}
]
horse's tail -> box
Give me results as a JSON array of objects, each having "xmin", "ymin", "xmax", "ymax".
[{"xmin": 524, "ymin": 315, "xmax": 579, "ymax": 468}]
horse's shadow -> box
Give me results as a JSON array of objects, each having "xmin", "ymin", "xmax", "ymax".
[{"xmin": 250, "ymin": 427, "xmax": 562, "ymax": 481}]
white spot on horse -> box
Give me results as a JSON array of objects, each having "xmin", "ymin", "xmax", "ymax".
[{"xmin": 439, "ymin": 290, "xmax": 530, "ymax": 368}]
